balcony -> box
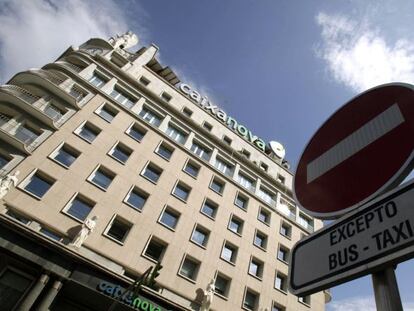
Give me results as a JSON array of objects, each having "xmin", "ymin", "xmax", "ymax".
[
  {"xmin": 276, "ymin": 202, "xmax": 296, "ymax": 221},
  {"xmin": 0, "ymin": 115, "xmax": 40, "ymax": 154},
  {"xmin": 0, "ymin": 85, "xmax": 65, "ymax": 129}
]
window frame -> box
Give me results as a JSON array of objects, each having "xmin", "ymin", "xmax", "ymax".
[
  {"xmin": 141, "ymin": 162, "xmax": 163, "ymax": 184},
  {"xmin": 62, "ymin": 193, "xmax": 95, "ymax": 223},
  {"xmin": 220, "ymin": 241, "xmax": 238, "ymax": 265},
  {"xmin": 253, "ymin": 229, "xmax": 268, "ymax": 251},
  {"xmin": 277, "ymin": 244, "xmax": 290, "ymax": 264},
  {"xmin": 172, "ymin": 181, "xmax": 191, "ymax": 202},
  {"xmin": 103, "ymin": 214, "xmax": 133, "ymax": 245},
  {"xmin": 155, "ymin": 141, "xmax": 174, "ymax": 161},
  {"xmin": 190, "ymin": 224, "xmax": 210, "ymax": 248},
  {"xmin": 228, "ymin": 214, "xmax": 244, "ymax": 236},
  {"xmin": 178, "ymin": 255, "xmax": 201, "ymax": 283},
  {"xmin": 74, "ymin": 121, "xmax": 101, "ymax": 144},
  {"xmin": 243, "ymin": 287, "xmax": 259, "ymax": 311},
  {"xmin": 214, "ymin": 272, "xmax": 231, "ymax": 298},
  {"xmin": 209, "ymin": 176, "xmax": 225, "ymax": 195},
  {"xmin": 94, "ymin": 103, "xmax": 118, "ymax": 123},
  {"xmin": 125, "ymin": 122, "xmax": 147, "ymax": 142},
  {"xmin": 158, "ymin": 205, "xmax": 181, "ymax": 231},
  {"xmin": 257, "ymin": 207, "xmax": 271, "ymax": 226},
  {"xmin": 123, "ymin": 186, "xmax": 149, "ymax": 212},
  {"xmin": 234, "ymin": 192, "xmax": 249, "ymax": 211},
  {"xmin": 48, "ymin": 142, "xmax": 80, "ymax": 168},
  {"xmin": 87, "ymin": 165, "xmax": 116, "ymax": 191},
  {"xmin": 274, "ymin": 271, "xmax": 288, "ymax": 293},
  {"xmin": 142, "ymin": 235, "xmax": 168, "ymax": 263},
  {"xmin": 248, "ymin": 256, "xmax": 264, "ymax": 280},
  {"xmin": 108, "ymin": 141, "xmax": 133, "ymax": 164},
  {"xmin": 200, "ymin": 198, "xmax": 218, "ymax": 220},
  {"xmin": 183, "ymin": 159, "xmax": 200, "ymax": 179},
  {"xmin": 18, "ymin": 169, "xmax": 55, "ymax": 199}
]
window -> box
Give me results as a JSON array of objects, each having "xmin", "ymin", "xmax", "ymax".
[
  {"xmin": 223, "ymin": 135, "xmax": 232, "ymax": 146},
  {"xmin": 75, "ymin": 122, "xmax": 101, "ymax": 143},
  {"xmin": 95, "ymin": 104, "xmax": 118, "ymax": 122},
  {"xmin": 50, "ymin": 143, "xmax": 80, "ymax": 167},
  {"xmin": 258, "ymin": 187, "xmax": 275, "ymax": 205},
  {"xmin": 5, "ymin": 210, "xmax": 30, "ymax": 225},
  {"xmin": 144, "ymin": 237, "xmax": 167, "ymax": 262},
  {"xmin": 44, "ymin": 103, "xmax": 65, "ymax": 121},
  {"xmin": 203, "ymin": 122, "xmax": 213, "ymax": 131},
  {"xmin": 156, "ymin": 142, "xmax": 174, "ymax": 160},
  {"xmin": 172, "ymin": 182, "xmax": 191, "ymax": 201},
  {"xmin": 159, "ymin": 206, "xmax": 180, "ymax": 230},
  {"xmin": 278, "ymin": 198, "xmax": 296, "ymax": 220},
  {"xmin": 22, "ymin": 171, "xmax": 54, "ymax": 198},
  {"xmin": 40, "ymin": 227, "xmax": 62, "ymax": 242},
  {"xmin": 243, "ymin": 288, "xmax": 259, "ymax": 311},
  {"xmin": 258, "ymin": 207, "xmax": 271, "ymax": 225},
  {"xmin": 105, "ymin": 216, "xmax": 132, "ymax": 243},
  {"xmin": 277, "ymin": 245, "xmax": 290, "ymax": 263},
  {"xmin": 166, "ymin": 124, "xmax": 187, "ymax": 144},
  {"xmin": 0, "ymin": 268, "xmax": 34, "ymax": 310},
  {"xmin": 277, "ymin": 174, "xmax": 285, "ymax": 185},
  {"xmin": 235, "ymin": 193, "xmax": 248, "ymax": 210},
  {"xmin": 126, "ymin": 123, "xmax": 147, "ymax": 142},
  {"xmin": 179, "ymin": 256, "xmax": 200, "ymax": 281},
  {"xmin": 124, "ymin": 187, "xmax": 148, "ymax": 211},
  {"xmin": 214, "ymin": 158, "xmax": 233, "ymax": 176},
  {"xmin": 201, "ymin": 199, "xmax": 218, "ymax": 219},
  {"xmin": 183, "ymin": 160, "xmax": 200, "ymax": 178},
  {"xmin": 109, "ymin": 142, "xmax": 132, "ymax": 164},
  {"xmin": 139, "ymin": 76, "xmax": 150, "ymax": 86},
  {"xmin": 210, "ymin": 177, "xmax": 225, "ymax": 195},
  {"xmin": 275, "ymin": 272, "xmax": 287, "ymax": 292},
  {"xmin": 190, "ymin": 141, "xmax": 211, "ymax": 160},
  {"xmin": 161, "ymin": 92, "xmax": 172, "ymax": 102},
  {"xmin": 14, "ymin": 123, "xmax": 41, "ymax": 145},
  {"xmin": 280, "ymin": 222, "xmax": 292, "ymax": 239},
  {"xmin": 110, "ymin": 87, "xmax": 136, "ymax": 109},
  {"xmin": 141, "ymin": 162, "xmax": 163, "ymax": 183},
  {"xmin": 88, "ymin": 73, "xmax": 106, "ymax": 88},
  {"xmin": 298, "ymin": 213, "xmax": 314, "ymax": 231},
  {"xmin": 254, "ymin": 230, "xmax": 268, "ymax": 250},
  {"xmin": 249, "ymin": 257, "xmax": 264, "ymax": 279},
  {"xmin": 182, "ymin": 107, "xmax": 193, "ymax": 117},
  {"xmin": 191, "ymin": 225, "xmax": 210, "ymax": 247},
  {"xmin": 88, "ymin": 166, "xmax": 115, "ymax": 190},
  {"xmin": 298, "ymin": 295, "xmax": 311, "ymax": 305},
  {"xmin": 237, "ymin": 173, "xmax": 255, "ymax": 191},
  {"xmin": 64, "ymin": 194, "xmax": 94, "ymax": 221},
  {"xmin": 221, "ymin": 242, "xmax": 237, "ymax": 264},
  {"xmin": 214, "ymin": 273, "xmax": 231, "ymax": 297},
  {"xmin": 272, "ymin": 303, "xmax": 286, "ymax": 311},
  {"xmin": 0, "ymin": 153, "xmax": 11, "ymax": 169},
  {"xmin": 139, "ymin": 107, "xmax": 162, "ymax": 127},
  {"xmin": 228, "ymin": 215, "xmax": 243, "ymax": 235},
  {"xmin": 69, "ymin": 85, "xmax": 86, "ymax": 101},
  {"xmin": 259, "ymin": 162, "xmax": 268, "ymax": 172},
  {"xmin": 241, "ymin": 149, "xmax": 251, "ymax": 159}
]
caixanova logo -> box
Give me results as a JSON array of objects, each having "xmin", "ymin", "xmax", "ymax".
[
  {"xmin": 98, "ymin": 281, "xmax": 165, "ymax": 311},
  {"xmin": 179, "ymin": 84, "xmax": 267, "ymax": 152}
]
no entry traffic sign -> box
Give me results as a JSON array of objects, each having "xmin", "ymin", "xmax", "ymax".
[
  {"xmin": 289, "ymin": 179, "xmax": 414, "ymax": 296},
  {"xmin": 294, "ymin": 83, "xmax": 414, "ymax": 219}
]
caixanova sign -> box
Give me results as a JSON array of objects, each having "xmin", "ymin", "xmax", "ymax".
[{"xmin": 179, "ymin": 83, "xmax": 267, "ymax": 152}]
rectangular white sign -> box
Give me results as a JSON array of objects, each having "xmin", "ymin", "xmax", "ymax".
[{"xmin": 290, "ymin": 179, "xmax": 414, "ymax": 296}]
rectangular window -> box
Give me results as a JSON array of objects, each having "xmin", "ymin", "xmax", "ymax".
[
  {"xmin": 50, "ymin": 143, "xmax": 80, "ymax": 168},
  {"xmin": 214, "ymin": 273, "xmax": 230, "ymax": 297},
  {"xmin": 159, "ymin": 206, "xmax": 180, "ymax": 230},
  {"xmin": 173, "ymin": 182, "xmax": 191, "ymax": 201},
  {"xmin": 110, "ymin": 87, "xmax": 136, "ymax": 109},
  {"xmin": 156, "ymin": 142, "xmax": 174, "ymax": 160},
  {"xmin": 191, "ymin": 225, "xmax": 210, "ymax": 247},
  {"xmin": 221, "ymin": 242, "xmax": 237, "ymax": 264},
  {"xmin": 258, "ymin": 187, "xmax": 275, "ymax": 205},
  {"xmin": 280, "ymin": 222, "xmax": 292, "ymax": 239},
  {"xmin": 144, "ymin": 237, "xmax": 167, "ymax": 262},
  {"xmin": 277, "ymin": 198, "xmax": 296, "ymax": 220},
  {"xmin": 243, "ymin": 288, "xmax": 259, "ymax": 311},
  {"xmin": 88, "ymin": 73, "xmax": 106, "ymax": 88},
  {"xmin": 139, "ymin": 76, "xmax": 150, "ymax": 86},
  {"xmin": 15, "ymin": 124, "xmax": 40, "ymax": 145},
  {"xmin": 95, "ymin": 104, "xmax": 118, "ymax": 122},
  {"xmin": 223, "ymin": 135, "xmax": 232, "ymax": 146},
  {"xmin": 190, "ymin": 141, "xmax": 211, "ymax": 161},
  {"xmin": 277, "ymin": 174, "xmax": 286, "ymax": 185},
  {"xmin": 275, "ymin": 272, "xmax": 287, "ymax": 292},
  {"xmin": 272, "ymin": 303, "xmax": 286, "ymax": 311},
  {"xmin": 201, "ymin": 199, "xmax": 218, "ymax": 219},
  {"xmin": 0, "ymin": 268, "xmax": 34, "ymax": 310},
  {"xmin": 139, "ymin": 107, "xmax": 162, "ymax": 127},
  {"xmin": 5, "ymin": 210, "xmax": 30, "ymax": 225},
  {"xmin": 75, "ymin": 122, "xmax": 101, "ymax": 143},
  {"xmin": 210, "ymin": 177, "xmax": 225, "ymax": 195},
  {"xmin": 0, "ymin": 153, "xmax": 11, "ymax": 169},
  {"xmin": 22, "ymin": 171, "xmax": 54, "ymax": 198},
  {"xmin": 298, "ymin": 295, "xmax": 311, "ymax": 305},
  {"xmin": 298, "ymin": 213, "xmax": 314, "ymax": 231},
  {"xmin": 277, "ymin": 245, "xmax": 290, "ymax": 263},
  {"xmin": 109, "ymin": 142, "xmax": 132, "ymax": 164},
  {"xmin": 182, "ymin": 107, "xmax": 193, "ymax": 117},
  {"xmin": 249, "ymin": 258, "xmax": 264, "ymax": 279},
  {"xmin": 258, "ymin": 207, "xmax": 271, "ymax": 225},
  {"xmin": 105, "ymin": 216, "xmax": 132, "ymax": 243},
  {"xmin": 40, "ymin": 227, "xmax": 62, "ymax": 242},
  {"xmin": 228, "ymin": 215, "xmax": 243, "ymax": 235},
  {"xmin": 69, "ymin": 85, "xmax": 86, "ymax": 102},
  {"xmin": 161, "ymin": 92, "xmax": 172, "ymax": 102},
  {"xmin": 179, "ymin": 256, "xmax": 200, "ymax": 281},
  {"xmin": 237, "ymin": 173, "xmax": 255, "ymax": 192},
  {"xmin": 254, "ymin": 231, "xmax": 268, "ymax": 250},
  {"xmin": 259, "ymin": 162, "xmax": 269, "ymax": 172},
  {"xmin": 183, "ymin": 160, "xmax": 200, "ymax": 178},
  {"xmin": 126, "ymin": 123, "xmax": 147, "ymax": 142},
  {"xmin": 241, "ymin": 149, "xmax": 251, "ymax": 159},
  {"xmin": 64, "ymin": 194, "xmax": 94, "ymax": 221},
  {"xmin": 88, "ymin": 166, "xmax": 115, "ymax": 190},
  {"xmin": 203, "ymin": 122, "xmax": 213, "ymax": 131},
  {"xmin": 235, "ymin": 193, "xmax": 248, "ymax": 210},
  {"xmin": 214, "ymin": 158, "xmax": 233, "ymax": 177},
  {"xmin": 141, "ymin": 162, "xmax": 163, "ymax": 183},
  {"xmin": 124, "ymin": 187, "xmax": 148, "ymax": 211},
  {"xmin": 166, "ymin": 124, "xmax": 187, "ymax": 144}
]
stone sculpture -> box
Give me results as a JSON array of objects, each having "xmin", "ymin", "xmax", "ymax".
[
  {"xmin": 70, "ymin": 216, "xmax": 98, "ymax": 248},
  {"xmin": 200, "ymin": 279, "xmax": 215, "ymax": 311},
  {"xmin": 0, "ymin": 171, "xmax": 19, "ymax": 200},
  {"xmin": 109, "ymin": 31, "xmax": 138, "ymax": 50}
]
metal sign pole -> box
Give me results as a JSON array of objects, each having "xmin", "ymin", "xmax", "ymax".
[{"xmin": 372, "ymin": 267, "xmax": 403, "ymax": 311}]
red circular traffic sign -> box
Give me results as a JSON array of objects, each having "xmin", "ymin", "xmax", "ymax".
[{"xmin": 294, "ymin": 83, "xmax": 414, "ymax": 219}]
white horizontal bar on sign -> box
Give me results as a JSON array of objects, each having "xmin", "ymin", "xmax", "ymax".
[{"xmin": 307, "ymin": 103, "xmax": 404, "ymax": 184}]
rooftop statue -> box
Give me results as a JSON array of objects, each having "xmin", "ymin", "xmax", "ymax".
[
  {"xmin": 109, "ymin": 31, "xmax": 138, "ymax": 50},
  {"xmin": 0, "ymin": 171, "xmax": 19, "ymax": 200}
]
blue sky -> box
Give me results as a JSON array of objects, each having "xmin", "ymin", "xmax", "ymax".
[{"xmin": 1, "ymin": 0, "xmax": 414, "ymax": 309}]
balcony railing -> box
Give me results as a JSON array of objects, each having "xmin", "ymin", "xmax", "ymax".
[
  {"xmin": 2, "ymin": 85, "xmax": 40, "ymax": 104},
  {"xmin": 277, "ymin": 203, "xmax": 296, "ymax": 221},
  {"xmin": 0, "ymin": 118, "xmax": 39, "ymax": 146},
  {"xmin": 58, "ymin": 61, "xmax": 83, "ymax": 73}
]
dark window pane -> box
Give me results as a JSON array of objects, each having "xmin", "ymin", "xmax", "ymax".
[
  {"xmin": 111, "ymin": 145, "xmax": 130, "ymax": 163},
  {"xmin": 98, "ymin": 106, "xmax": 116, "ymax": 122},
  {"xmin": 107, "ymin": 220, "xmax": 129, "ymax": 242},
  {"xmin": 127, "ymin": 126, "xmax": 146, "ymax": 141},
  {"xmin": 184, "ymin": 162, "xmax": 199, "ymax": 177},
  {"xmin": 67, "ymin": 197, "xmax": 93, "ymax": 221},
  {"xmin": 202, "ymin": 202, "xmax": 216, "ymax": 218},
  {"xmin": 79, "ymin": 125, "xmax": 98, "ymax": 142},
  {"xmin": 143, "ymin": 165, "xmax": 161, "ymax": 183},
  {"xmin": 126, "ymin": 189, "xmax": 147, "ymax": 210},
  {"xmin": 180, "ymin": 258, "xmax": 198, "ymax": 280},
  {"xmin": 160, "ymin": 210, "xmax": 178, "ymax": 229},
  {"xmin": 25, "ymin": 174, "xmax": 53, "ymax": 197},
  {"xmin": 0, "ymin": 270, "xmax": 33, "ymax": 311},
  {"xmin": 0, "ymin": 154, "xmax": 10, "ymax": 168},
  {"xmin": 157, "ymin": 145, "xmax": 173, "ymax": 160},
  {"xmin": 40, "ymin": 228, "xmax": 62, "ymax": 241},
  {"xmin": 214, "ymin": 275, "xmax": 228, "ymax": 296},
  {"xmin": 174, "ymin": 184, "xmax": 189, "ymax": 200},
  {"xmin": 54, "ymin": 146, "xmax": 77, "ymax": 167},
  {"xmin": 145, "ymin": 240, "xmax": 165, "ymax": 261},
  {"xmin": 91, "ymin": 169, "xmax": 113, "ymax": 189},
  {"xmin": 210, "ymin": 180, "xmax": 223, "ymax": 193}
]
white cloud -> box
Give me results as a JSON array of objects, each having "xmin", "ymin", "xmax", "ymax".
[
  {"xmin": 327, "ymin": 296, "xmax": 414, "ymax": 311},
  {"xmin": 0, "ymin": 0, "xmax": 134, "ymax": 83},
  {"xmin": 316, "ymin": 12, "xmax": 414, "ymax": 92}
]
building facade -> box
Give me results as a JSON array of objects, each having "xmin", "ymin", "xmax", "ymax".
[{"xmin": 0, "ymin": 32, "xmax": 329, "ymax": 311}]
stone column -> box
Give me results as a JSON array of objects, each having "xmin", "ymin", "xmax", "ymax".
[
  {"xmin": 158, "ymin": 115, "xmax": 171, "ymax": 132},
  {"xmin": 19, "ymin": 273, "xmax": 50, "ymax": 311},
  {"xmin": 208, "ymin": 148, "xmax": 218, "ymax": 166},
  {"xmin": 37, "ymin": 279, "xmax": 63, "ymax": 311}
]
